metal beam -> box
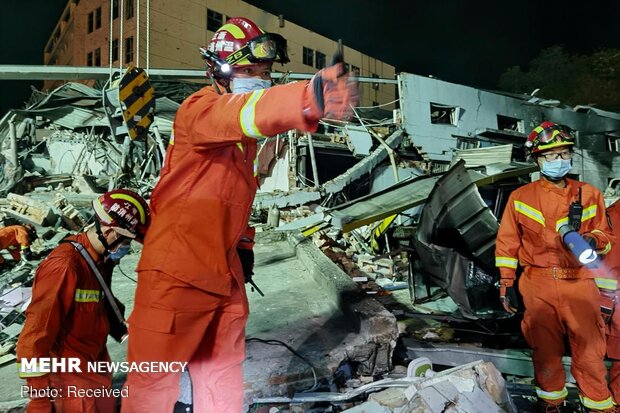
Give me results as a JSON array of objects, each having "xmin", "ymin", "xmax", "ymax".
[{"xmin": 0, "ymin": 65, "xmax": 398, "ymax": 84}]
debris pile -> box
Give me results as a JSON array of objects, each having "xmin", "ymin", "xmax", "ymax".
[
  {"xmin": 251, "ymin": 360, "xmax": 513, "ymax": 412},
  {"xmin": 312, "ymin": 232, "xmax": 410, "ymax": 296}
]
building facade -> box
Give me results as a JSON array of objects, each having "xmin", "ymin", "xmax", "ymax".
[
  {"xmin": 44, "ymin": 0, "xmax": 396, "ymax": 106},
  {"xmin": 398, "ymin": 72, "xmax": 620, "ymax": 192}
]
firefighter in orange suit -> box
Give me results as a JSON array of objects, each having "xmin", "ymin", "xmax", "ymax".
[
  {"xmin": 496, "ymin": 121, "xmax": 616, "ymax": 413},
  {"xmin": 606, "ymin": 199, "xmax": 620, "ymax": 402},
  {"xmin": 122, "ymin": 17, "xmax": 357, "ymax": 413},
  {"xmin": 16, "ymin": 190, "xmax": 150, "ymax": 413},
  {"xmin": 0, "ymin": 224, "xmax": 37, "ymax": 267}
]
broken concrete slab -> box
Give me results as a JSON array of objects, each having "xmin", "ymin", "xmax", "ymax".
[
  {"xmin": 1, "ymin": 194, "xmax": 58, "ymax": 226},
  {"xmin": 244, "ymin": 231, "xmax": 399, "ymax": 409}
]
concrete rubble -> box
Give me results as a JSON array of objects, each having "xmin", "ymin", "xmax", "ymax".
[{"xmin": 0, "ymin": 71, "xmax": 619, "ymax": 412}]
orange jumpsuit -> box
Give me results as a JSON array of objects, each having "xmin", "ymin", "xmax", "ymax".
[
  {"xmin": 496, "ymin": 178, "xmax": 615, "ymax": 410},
  {"xmin": 606, "ymin": 200, "xmax": 620, "ymax": 401},
  {"xmin": 16, "ymin": 233, "xmax": 115, "ymax": 413},
  {"xmin": 0, "ymin": 225, "xmax": 31, "ymax": 264},
  {"xmin": 123, "ymin": 81, "xmax": 319, "ymax": 412}
]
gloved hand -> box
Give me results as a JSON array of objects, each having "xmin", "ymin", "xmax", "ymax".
[
  {"xmin": 599, "ymin": 289, "xmax": 616, "ymax": 324},
  {"xmin": 25, "ymin": 375, "xmax": 54, "ymax": 410},
  {"xmin": 583, "ymin": 235, "xmax": 597, "ymax": 250},
  {"xmin": 22, "ymin": 247, "xmax": 33, "ymax": 261},
  {"xmin": 107, "ymin": 297, "xmax": 128, "ymax": 343},
  {"xmin": 499, "ymin": 278, "xmax": 518, "ymax": 313},
  {"xmin": 304, "ymin": 63, "xmax": 358, "ymax": 122},
  {"xmin": 237, "ymin": 248, "xmax": 255, "ymax": 283}
]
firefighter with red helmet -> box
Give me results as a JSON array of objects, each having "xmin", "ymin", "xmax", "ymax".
[
  {"xmin": 16, "ymin": 189, "xmax": 150, "ymax": 413},
  {"xmin": 122, "ymin": 16, "xmax": 358, "ymax": 413},
  {"xmin": 496, "ymin": 121, "xmax": 617, "ymax": 412}
]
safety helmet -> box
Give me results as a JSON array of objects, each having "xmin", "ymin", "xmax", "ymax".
[
  {"xmin": 203, "ymin": 17, "xmax": 289, "ymax": 82},
  {"xmin": 526, "ymin": 121, "xmax": 575, "ymax": 156},
  {"xmin": 23, "ymin": 224, "xmax": 37, "ymax": 242},
  {"xmin": 92, "ymin": 189, "xmax": 150, "ymax": 243}
]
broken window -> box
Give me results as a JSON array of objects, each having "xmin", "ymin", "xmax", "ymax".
[
  {"xmin": 607, "ymin": 135, "xmax": 620, "ymax": 152},
  {"xmin": 95, "ymin": 7, "xmax": 101, "ymax": 29},
  {"xmin": 94, "ymin": 48, "xmax": 101, "ymax": 66},
  {"xmin": 430, "ymin": 162, "xmax": 450, "ymax": 173},
  {"xmin": 371, "ymin": 73, "xmax": 379, "ymax": 90},
  {"xmin": 126, "ymin": 0, "xmax": 134, "ymax": 19},
  {"xmin": 315, "ymin": 51, "xmax": 326, "ymax": 69},
  {"xmin": 497, "ymin": 114, "xmax": 524, "ymax": 132},
  {"xmin": 456, "ymin": 137, "xmax": 480, "ymax": 150},
  {"xmin": 112, "ymin": 0, "xmax": 119, "ymax": 19},
  {"xmin": 207, "ymin": 9, "xmax": 223, "ymax": 32},
  {"xmin": 303, "ymin": 47, "xmax": 314, "ymax": 67},
  {"xmin": 87, "ymin": 12, "xmax": 94, "ymax": 33},
  {"xmin": 87, "ymin": 51, "xmax": 93, "ymax": 66},
  {"xmin": 112, "ymin": 38, "xmax": 119, "ymax": 62},
  {"xmin": 125, "ymin": 36, "xmax": 134, "ymax": 63},
  {"xmin": 430, "ymin": 103, "xmax": 459, "ymax": 126}
]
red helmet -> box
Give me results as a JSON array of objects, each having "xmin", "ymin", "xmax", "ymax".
[
  {"xmin": 525, "ymin": 121, "xmax": 575, "ymax": 155},
  {"xmin": 203, "ymin": 17, "xmax": 289, "ymax": 81},
  {"xmin": 92, "ymin": 189, "xmax": 150, "ymax": 243}
]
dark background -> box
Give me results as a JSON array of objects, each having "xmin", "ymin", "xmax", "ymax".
[{"xmin": 1, "ymin": 0, "xmax": 619, "ymax": 114}]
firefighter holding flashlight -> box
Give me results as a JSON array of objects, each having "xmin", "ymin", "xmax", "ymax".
[{"xmin": 495, "ymin": 121, "xmax": 616, "ymax": 412}]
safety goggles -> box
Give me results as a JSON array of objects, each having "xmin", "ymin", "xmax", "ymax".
[
  {"xmin": 226, "ymin": 33, "xmax": 290, "ymax": 65},
  {"xmin": 540, "ymin": 149, "xmax": 573, "ymax": 162},
  {"xmin": 530, "ymin": 124, "xmax": 574, "ymax": 147}
]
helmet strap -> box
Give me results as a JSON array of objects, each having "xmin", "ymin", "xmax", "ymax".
[{"xmin": 94, "ymin": 219, "xmax": 113, "ymax": 254}]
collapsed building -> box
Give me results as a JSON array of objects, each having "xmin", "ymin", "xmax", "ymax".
[{"xmin": 0, "ymin": 68, "xmax": 619, "ymax": 412}]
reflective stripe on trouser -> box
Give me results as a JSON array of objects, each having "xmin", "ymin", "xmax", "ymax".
[
  {"xmin": 121, "ymin": 270, "xmax": 249, "ymax": 413},
  {"xmin": 519, "ymin": 270, "xmax": 611, "ymax": 406}
]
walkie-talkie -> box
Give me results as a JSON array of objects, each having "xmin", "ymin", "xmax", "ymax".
[{"xmin": 568, "ymin": 187, "xmax": 583, "ymax": 231}]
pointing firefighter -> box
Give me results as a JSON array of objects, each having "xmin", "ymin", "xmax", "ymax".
[
  {"xmin": 16, "ymin": 189, "xmax": 150, "ymax": 412},
  {"xmin": 122, "ymin": 17, "xmax": 358, "ymax": 412},
  {"xmin": 495, "ymin": 121, "xmax": 617, "ymax": 412}
]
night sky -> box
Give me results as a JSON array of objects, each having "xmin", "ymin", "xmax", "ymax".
[{"xmin": 1, "ymin": 0, "xmax": 619, "ymax": 114}]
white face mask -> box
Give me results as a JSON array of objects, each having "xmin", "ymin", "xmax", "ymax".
[{"xmin": 231, "ymin": 77, "xmax": 272, "ymax": 94}]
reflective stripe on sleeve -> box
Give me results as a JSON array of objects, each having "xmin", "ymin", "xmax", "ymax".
[
  {"xmin": 595, "ymin": 278, "xmax": 618, "ymax": 291},
  {"xmin": 590, "ymin": 229, "xmax": 612, "ymax": 255},
  {"xmin": 240, "ymin": 89, "xmax": 266, "ymax": 138},
  {"xmin": 16, "ymin": 362, "xmax": 49, "ymax": 378},
  {"xmin": 496, "ymin": 256, "xmax": 518, "ymax": 269},
  {"xmin": 74, "ymin": 289, "xmax": 102, "ymax": 303}
]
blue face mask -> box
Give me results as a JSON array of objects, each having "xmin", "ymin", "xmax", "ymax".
[
  {"xmin": 231, "ymin": 77, "xmax": 271, "ymax": 94},
  {"xmin": 541, "ymin": 159, "xmax": 572, "ymax": 179},
  {"xmin": 108, "ymin": 244, "xmax": 131, "ymax": 262}
]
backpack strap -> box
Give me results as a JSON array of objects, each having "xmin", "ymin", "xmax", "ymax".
[{"xmin": 66, "ymin": 241, "xmax": 125, "ymax": 324}]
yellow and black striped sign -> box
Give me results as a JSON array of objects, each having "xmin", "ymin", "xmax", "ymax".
[{"xmin": 114, "ymin": 65, "xmax": 155, "ymax": 139}]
